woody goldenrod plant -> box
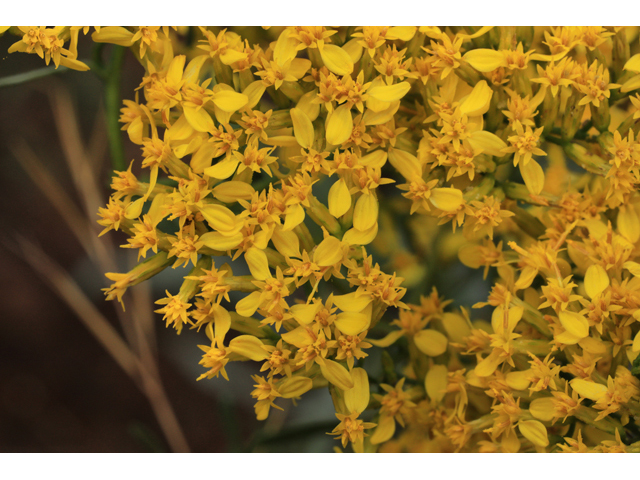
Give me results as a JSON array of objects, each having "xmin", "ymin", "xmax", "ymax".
[{"xmin": 7, "ymin": 25, "xmax": 640, "ymax": 452}]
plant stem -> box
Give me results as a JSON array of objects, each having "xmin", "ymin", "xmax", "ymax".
[
  {"xmin": 0, "ymin": 65, "xmax": 68, "ymax": 88},
  {"xmin": 104, "ymin": 46, "xmax": 126, "ymax": 172}
]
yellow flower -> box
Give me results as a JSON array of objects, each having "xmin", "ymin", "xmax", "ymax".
[
  {"xmin": 155, "ymin": 290, "xmax": 192, "ymax": 334},
  {"xmin": 423, "ymin": 33, "xmax": 463, "ymax": 79},
  {"xmin": 503, "ymin": 120, "xmax": 546, "ymax": 167},
  {"xmin": 330, "ymin": 412, "xmax": 376, "ymax": 453}
]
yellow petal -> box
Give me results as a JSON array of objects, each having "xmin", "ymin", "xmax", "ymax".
[
  {"xmin": 209, "ymin": 304, "xmax": 231, "ymax": 340},
  {"xmin": 505, "ymin": 369, "xmax": 532, "ymax": 391},
  {"xmin": 584, "ymin": 264, "xmax": 610, "ymax": 299},
  {"xmin": 183, "ymin": 55, "xmax": 208, "ymax": 84},
  {"xmin": 320, "ymin": 359, "xmax": 354, "ymax": 390},
  {"xmin": 632, "ymin": 329, "xmax": 640, "ymax": 352},
  {"xmin": 463, "ymin": 48, "xmax": 506, "ymax": 72},
  {"xmin": 491, "ymin": 305, "xmax": 523, "ymax": 335},
  {"xmin": 220, "ymin": 46, "xmax": 248, "ymax": 68},
  {"xmin": 441, "ymin": 312, "xmax": 472, "ymax": 343},
  {"xmin": 460, "ymin": 80, "xmax": 493, "ymax": 117},
  {"xmin": 618, "ymin": 205, "xmax": 640, "ymax": 243},
  {"xmin": 353, "ymin": 193, "xmax": 378, "ymax": 231},
  {"xmin": 290, "ymin": 303, "xmax": 321, "ymax": 326},
  {"xmin": 514, "ymin": 265, "xmax": 538, "ymax": 290},
  {"xmin": 320, "ymin": 44, "xmax": 354, "ymax": 76},
  {"xmin": 281, "ymin": 326, "xmax": 312, "ymax": 348},
  {"xmin": 283, "ymin": 203, "xmax": 305, "ymax": 231},
  {"xmin": 236, "ymin": 291, "xmax": 261, "ymax": 317},
  {"xmin": 475, "ymin": 349, "xmax": 502, "ymax": 377},
  {"xmin": 262, "ymin": 135, "xmax": 299, "ymax": 147},
  {"xmin": 579, "ymin": 336, "xmax": 608, "ymax": 355},
  {"xmin": 212, "ymin": 90, "xmax": 249, "ymax": 113},
  {"xmin": 342, "ymin": 38, "xmax": 363, "ymax": 64},
  {"xmin": 584, "ymin": 221, "xmax": 607, "ymax": 242},
  {"xmin": 367, "ymin": 330, "xmax": 404, "ymax": 347},
  {"xmin": 253, "ymin": 228, "xmax": 271, "ymax": 250},
  {"xmin": 167, "ymin": 114, "xmax": 195, "ymax": 142},
  {"xmin": 326, "ymin": 104, "xmax": 353, "ymax": 146},
  {"xmin": 365, "ymin": 78, "xmax": 392, "ymax": 114},
  {"xmin": 212, "ymin": 181, "xmax": 255, "ymax": 203},
  {"xmin": 458, "ymin": 244, "xmax": 483, "ymax": 269},
  {"xmin": 341, "ymin": 223, "xmax": 378, "ymax": 245},
  {"xmin": 179, "ymin": 138, "xmax": 206, "ymax": 165},
  {"xmin": 425, "ymin": 364, "xmax": 448, "ymax": 404},
  {"xmin": 279, "ymin": 376, "xmax": 313, "ymax": 398},
  {"xmin": 229, "ymin": 335, "xmax": 268, "ymax": 361},
  {"xmin": 274, "ymin": 28, "xmax": 299, "ymax": 67},
  {"xmin": 457, "ymin": 26, "xmax": 494, "ymax": 40},
  {"xmin": 468, "ymin": 130, "xmax": 507, "ymax": 157},
  {"xmin": 429, "ymin": 188, "xmax": 464, "ymax": 212},
  {"xmin": 387, "ymin": 26, "xmax": 417, "ymax": 41},
  {"xmin": 245, "ymin": 247, "xmax": 271, "ymax": 280},
  {"xmin": 529, "ymin": 397, "xmax": 556, "ymax": 422},
  {"xmin": 554, "ymin": 330, "xmax": 583, "ymax": 345},
  {"xmin": 359, "ymin": 150, "xmax": 387, "ymax": 168},
  {"xmin": 368, "ymin": 82, "xmax": 411, "ymax": 102},
  {"xmin": 624, "ymin": 53, "xmax": 640, "ymax": 73},
  {"xmin": 166, "ymin": 56, "xmax": 186, "ymax": 86},
  {"xmin": 501, "ymin": 429, "xmax": 521, "ymax": 453},
  {"xmin": 625, "ymin": 261, "xmax": 640, "ymax": 277},
  {"xmin": 254, "ymin": 399, "xmax": 271, "ymax": 420},
  {"xmin": 200, "ymin": 204, "xmax": 238, "ymax": 233},
  {"xmin": 91, "ymin": 26, "xmax": 134, "ymax": 46},
  {"xmin": 296, "ymin": 89, "xmax": 320, "ymax": 121},
  {"xmin": 333, "ymin": 292, "xmax": 372, "ymax": 313},
  {"xmin": 518, "ymin": 420, "xmax": 549, "ymax": 448},
  {"xmin": 288, "ymin": 58, "xmax": 312, "ymax": 79},
  {"xmin": 183, "ymin": 106, "xmax": 214, "ymax": 133},
  {"xmin": 313, "ymin": 236, "xmax": 343, "ymax": 266},
  {"xmin": 363, "ymin": 101, "xmax": 400, "ymax": 125},
  {"xmin": 530, "ymin": 50, "xmax": 569, "ymax": 62},
  {"xmin": 126, "ymin": 117, "xmax": 144, "ymax": 145},
  {"xmin": 290, "ymin": 107, "xmax": 314, "ymax": 149},
  {"xmin": 191, "ymin": 142, "xmax": 216, "ymax": 172},
  {"xmin": 147, "ymin": 193, "xmax": 167, "ymax": 225},
  {"xmin": 388, "ymin": 148, "xmax": 422, "ymax": 180},
  {"xmin": 370, "ymin": 414, "xmax": 395, "ymax": 445},
  {"xmin": 328, "ymin": 178, "xmax": 352, "ymax": 218},
  {"xmin": 124, "ymin": 197, "xmax": 145, "ymax": 219},
  {"xmin": 621, "ymin": 74, "xmax": 640, "ymax": 93},
  {"xmin": 243, "ymin": 81, "xmax": 266, "ymax": 109},
  {"xmin": 558, "ymin": 311, "xmax": 589, "ymax": 339},
  {"xmin": 7, "ymin": 40, "xmax": 27, "ymax": 54},
  {"xmin": 59, "ymin": 56, "xmax": 90, "ymax": 72},
  {"xmin": 335, "ymin": 311, "xmax": 370, "ymax": 336},
  {"xmin": 570, "ymin": 379, "xmax": 608, "ymax": 401},
  {"xmin": 519, "ymin": 159, "xmax": 545, "ymax": 195},
  {"xmin": 414, "ymin": 329, "xmax": 448, "ymax": 356},
  {"xmin": 271, "ymin": 226, "xmax": 301, "ymax": 258},
  {"xmin": 344, "ymin": 368, "xmax": 370, "ymax": 414},
  {"xmin": 199, "ymin": 231, "xmax": 243, "ymax": 251}
]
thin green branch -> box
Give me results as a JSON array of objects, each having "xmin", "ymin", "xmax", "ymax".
[
  {"xmin": 0, "ymin": 65, "xmax": 68, "ymax": 88},
  {"xmin": 104, "ymin": 45, "xmax": 127, "ymax": 172}
]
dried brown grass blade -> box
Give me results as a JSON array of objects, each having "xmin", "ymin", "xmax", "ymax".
[
  {"xmin": 9, "ymin": 234, "xmax": 191, "ymax": 453},
  {"xmin": 47, "ymin": 86, "xmax": 158, "ymax": 353}
]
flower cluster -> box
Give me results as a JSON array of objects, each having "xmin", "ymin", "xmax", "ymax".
[{"xmin": 8, "ymin": 25, "xmax": 640, "ymax": 452}]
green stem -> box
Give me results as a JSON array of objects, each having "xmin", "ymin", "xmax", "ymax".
[
  {"xmin": 105, "ymin": 46, "xmax": 126, "ymax": 172},
  {"xmin": 0, "ymin": 65, "xmax": 68, "ymax": 88}
]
